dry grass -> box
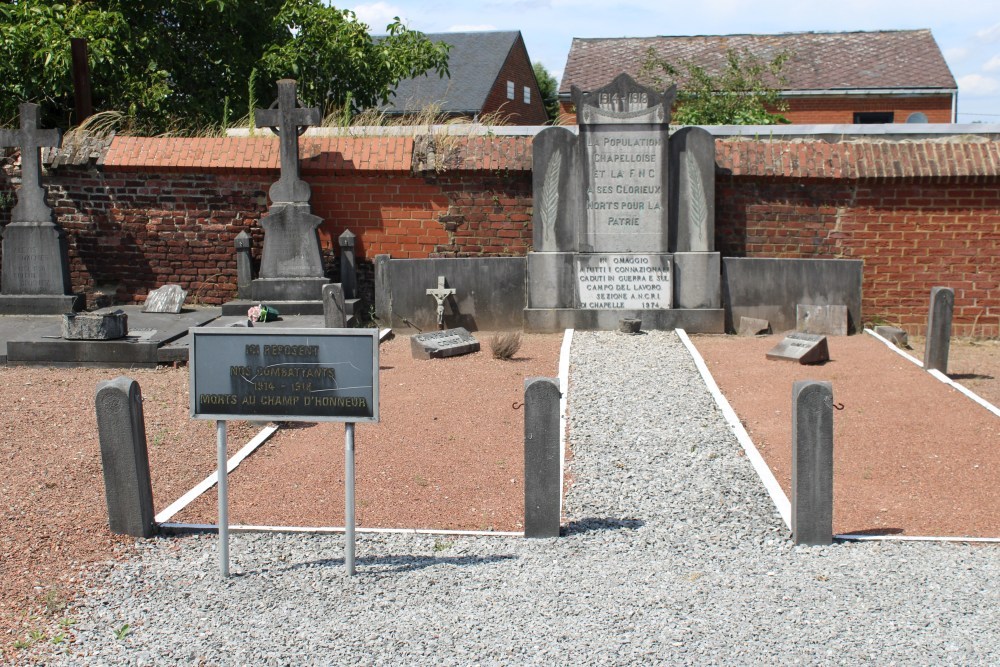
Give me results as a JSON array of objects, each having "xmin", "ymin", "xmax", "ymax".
[{"xmin": 489, "ymin": 331, "xmax": 523, "ymax": 360}]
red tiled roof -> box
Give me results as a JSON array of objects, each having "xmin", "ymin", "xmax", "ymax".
[{"xmin": 560, "ymin": 30, "xmax": 957, "ymax": 96}]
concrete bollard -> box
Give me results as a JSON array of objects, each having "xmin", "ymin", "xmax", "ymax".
[
  {"xmin": 235, "ymin": 231, "xmax": 253, "ymax": 300},
  {"xmin": 95, "ymin": 377, "xmax": 156, "ymax": 538},
  {"xmin": 524, "ymin": 377, "xmax": 561, "ymax": 538},
  {"xmin": 924, "ymin": 286, "xmax": 954, "ymax": 374},
  {"xmin": 339, "ymin": 229, "xmax": 357, "ymax": 300},
  {"xmin": 791, "ymin": 380, "xmax": 834, "ymax": 546}
]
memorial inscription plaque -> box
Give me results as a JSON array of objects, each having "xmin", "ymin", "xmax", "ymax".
[{"xmin": 576, "ymin": 254, "xmax": 672, "ymax": 309}]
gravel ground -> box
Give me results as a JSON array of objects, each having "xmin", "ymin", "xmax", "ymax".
[{"xmin": 31, "ymin": 331, "xmax": 1000, "ymax": 665}]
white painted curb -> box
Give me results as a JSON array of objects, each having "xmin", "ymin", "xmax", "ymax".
[
  {"xmin": 558, "ymin": 328, "xmax": 573, "ymax": 521},
  {"xmin": 159, "ymin": 522, "xmax": 522, "ymax": 538}
]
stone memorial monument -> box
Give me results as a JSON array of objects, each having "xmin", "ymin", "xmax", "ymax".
[
  {"xmin": 524, "ymin": 74, "xmax": 722, "ymax": 332},
  {"xmin": 0, "ymin": 103, "xmax": 83, "ymax": 314},
  {"xmin": 250, "ymin": 79, "xmax": 328, "ymax": 303}
]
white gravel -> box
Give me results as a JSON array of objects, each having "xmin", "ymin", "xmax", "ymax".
[{"xmin": 39, "ymin": 330, "xmax": 1000, "ymax": 665}]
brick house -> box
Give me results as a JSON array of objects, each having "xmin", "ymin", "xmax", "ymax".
[
  {"xmin": 381, "ymin": 30, "xmax": 549, "ymax": 125},
  {"xmin": 559, "ymin": 30, "xmax": 958, "ymax": 125}
]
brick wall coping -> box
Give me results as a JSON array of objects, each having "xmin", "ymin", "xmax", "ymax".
[{"xmin": 83, "ymin": 132, "xmax": 1000, "ymax": 180}]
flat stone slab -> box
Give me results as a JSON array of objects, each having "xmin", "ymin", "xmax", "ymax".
[
  {"xmin": 62, "ymin": 310, "xmax": 128, "ymax": 340},
  {"xmin": 797, "ymin": 304, "xmax": 848, "ymax": 336},
  {"xmin": 766, "ymin": 332, "xmax": 830, "ymax": 365},
  {"xmin": 142, "ymin": 284, "xmax": 187, "ymax": 313},
  {"xmin": 411, "ymin": 328, "xmax": 480, "ymax": 360},
  {"xmin": 874, "ymin": 325, "xmax": 909, "ymax": 348},
  {"xmin": 738, "ymin": 316, "xmax": 771, "ymax": 336}
]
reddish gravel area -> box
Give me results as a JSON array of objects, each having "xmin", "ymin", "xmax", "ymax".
[
  {"xmin": 692, "ymin": 332, "xmax": 1000, "ymax": 539},
  {"xmin": 0, "ymin": 332, "xmax": 561, "ymax": 660}
]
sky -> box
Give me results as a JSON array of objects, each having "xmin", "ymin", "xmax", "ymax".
[{"xmin": 348, "ymin": 0, "xmax": 1000, "ymax": 123}]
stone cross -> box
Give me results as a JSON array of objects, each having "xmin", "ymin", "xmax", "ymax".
[
  {"xmin": 255, "ymin": 79, "xmax": 321, "ymax": 205},
  {"xmin": 0, "ymin": 103, "xmax": 61, "ymax": 222},
  {"xmin": 426, "ymin": 276, "xmax": 456, "ymax": 329}
]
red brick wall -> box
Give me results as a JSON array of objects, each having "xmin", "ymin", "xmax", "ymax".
[
  {"xmin": 482, "ymin": 35, "xmax": 549, "ymax": 125},
  {"xmin": 2, "ymin": 133, "xmax": 997, "ymax": 337}
]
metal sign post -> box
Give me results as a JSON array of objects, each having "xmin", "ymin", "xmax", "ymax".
[
  {"xmin": 345, "ymin": 422, "xmax": 356, "ymax": 575},
  {"xmin": 189, "ymin": 328, "xmax": 378, "ymax": 579}
]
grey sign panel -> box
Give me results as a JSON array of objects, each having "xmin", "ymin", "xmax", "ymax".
[{"xmin": 190, "ymin": 328, "xmax": 379, "ymax": 422}]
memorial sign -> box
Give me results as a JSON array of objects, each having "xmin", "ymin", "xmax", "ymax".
[
  {"xmin": 190, "ymin": 328, "xmax": 378, "ymax": 422},
  {"xmin": 766, "ymin": 332, "xmax": 830, "ymax": 365},
  {"xmin": 576, "ymin": 253, "xmax": 672, "ymax": 310},
  {"xmin": 410, "ymin": 327, "xmax": 480, "ymax": 360}
]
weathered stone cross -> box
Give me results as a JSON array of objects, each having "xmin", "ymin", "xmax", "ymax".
[
  {"xmin": 0, "ymin": 103, "xmax": 61, "ymax": 223},
  {"xmin": 426, "ymin": 276, "xmax": 456, "ymax": 329},
  {"xmin": 255, "ymin": 79, "xmax": 321, "ymax": 205}
]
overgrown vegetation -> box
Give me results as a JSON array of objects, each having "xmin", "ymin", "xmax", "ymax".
[
  {"xmin": 638, "ymin": 47, "xmax": 792, "ymax": 125},
  {"xmin": 533, "ymin": 61, "xmax": 560, "ymax": 123},
  {"xmin": 0, "ymin": 1, "xmax": 450, "ymax": 133},
  {"xmin": 490, "ymin": 331, "xmax": 523, "ymax": 360}
]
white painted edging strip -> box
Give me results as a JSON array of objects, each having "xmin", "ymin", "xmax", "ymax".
[
  {"xmin": 159, "ymin": 522, "xmax": 522, "ymax": 538},
  {"xmin": 154, "ymin": 425, "xmax": 280, "ymax": 524},
  {"xmin": 837, "ymin": 533, "xmax": 1000, "ymax": 543},
  {"xmin": 865, "ymin": 328, "xmax": 1000, "ymax": 418},
  {"xmin": 676, "ymin": 329, "xmax": 792, "ymax": 530},
  {"xmin": 558, "ymin": 328, "xmax": 573, "ymax": 520}
]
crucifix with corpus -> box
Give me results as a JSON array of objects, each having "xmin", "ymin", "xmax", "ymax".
[{"xmin": 426, "ymin": 276, "xmax": 456, "ymax": 329}]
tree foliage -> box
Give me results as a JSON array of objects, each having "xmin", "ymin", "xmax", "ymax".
[
  {"xmin": 638, "ymin": 47, "xmax": 791, "ymax": 125},
  {"xmin": 0, "ymin": 0, "xmax": 450, "ymax": 133},
  {"xmin": 532, "ymin": 61, "xmax": 560, "ymax": 124}
]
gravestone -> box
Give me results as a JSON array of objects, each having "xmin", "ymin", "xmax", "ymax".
[
  {"xmin": 322, "ymin": 283, "xmax": 348, "ymax": 328},
  {"xmin": 0, "ymin": 103, "xmax": 83, "ymax": 314},
  {"xmin": 63, "ymin": 310, "xmax": 128, "ymax": 340},
  {"xmin": 410, "ymin": 327, "xmax": 480, "ymax": 360},
  {"xmin": 142, "ymin": 284, "xmax": 187, "ymax": 313},
  {"xmin": 339, "ymin": 229, "xmax": 357, "ymax": 300},
  {"xmin": 791, "ymin": 380, "xmax": 834, "ymax": 546},
  {"xmin": 250, "ymin": 79, "xmax": 328, "ymax": 302},
  {"xmin": 874, "ymin": 325, "xmax": 909, "ymax": 348},
  {"xmin": 524, "ymin": 376, "xmax": 561, "ymax": 538},
  {"xmin": 738, "ymin": 316, "xmax": 771, "ymax": 337},
  {"xmin": 766, "ymin": 332, "xmax": 830, "ymax": 364},
  {"xmin": 235, "ymin": 231, "xmax": 253, "ymax": 299},
  {"xmin": 524, "ymin": 73, "xmax": 722, "ymax": 332},
  {"xmin": 924, "ymin": 286, "xmax": 954, "ymax": 373}
]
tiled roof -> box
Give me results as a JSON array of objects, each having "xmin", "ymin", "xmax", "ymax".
[
  {"xmin": 560, "ymin": 30, "xmax": 957, "ymax": 96},
  {"xmin": 382, "ymin": 31, "xmax": 521, "ymax": 114}
]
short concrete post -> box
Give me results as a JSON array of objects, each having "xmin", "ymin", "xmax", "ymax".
[
  {"xmin": 924, "ymin": 286, "xmax": 954, "ymax": 373},
  {"xmin": 524, "ymin": 377, "xmax": 561, "ymax": 538},
  {"xmin": 339, "ymin": 229, "xmax": 357, "ymax": 300},
  {"xmin": 235, "ymin": 231, "xmax": 253, "ymax": 299},
  {"xmin": 94, "ymin": 377, "xmax": 156, "ymax": 538},
  {"xmin": 791, "ymin": 380, "xmax": 833, "ymax": 546},
  {"xmin": 322, "ymin": 282, "xmax": 347, "ymax": 328}
]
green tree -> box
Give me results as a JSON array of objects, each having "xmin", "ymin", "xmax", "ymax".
[
  {"xmin": 638, "ymin": 47, "xmax": 791, "ymax": 125},
  {"xmin": 0, "ymin": 0, "xmax": 450, "ymax": 133},
  {"xmin": 532, "ymin": 61, "xmax": 559, "ymax": 123}
]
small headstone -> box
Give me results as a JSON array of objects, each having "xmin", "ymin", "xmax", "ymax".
[
  {"xmin": 924, "ymin": 286, "xmax": 954, "ymax": 373},
  {"xmin": 874, "ymin": 325, "xmax": 909, "ymax": 348},
  {"xmin": 339, "ymin": 230, "xmax": 358, "ymax": 300},
  {"xmin": 791, "ymin": 380, "xmax": 834, "ymax": 546},
  {"xmin": 426, "ymin": 276, "xmax": 456, "ymax": 329},
  {"xmin": 94, "ymin": 376, "xmax": 156, "ymax": 538},
  {"xmin": 142, "ymin": 284, "xmax": 187, "ymax": 313},
  {"xmin": 766, "ymin": 332, "xmax": 830, "ymax": 364},
  {"xmin": 524, "ymin": 376, "xmax": 561, "ymax": 538},
  {"xmin": 410, "ymin": 327, "xmax": 480, "ymax": 360},
  {"xmin": 738, "ymin": 316, "xmax": 771, "ymax": 337},
  {"xmin": 797, "ymin": 304, "xmax": 848, "ymax": 336},
  {"xmin": 62, "ymin": 310, "xmax": 128, "ymax": 340},
  {"xmin": 322, "ymin": 283, "xmax": 348, "ymax": 328},
  {"xmin": 235, "ymin": 231, "xmax": 253, "ymax": 299},
  {"xmin": 619, "ymin": 318, "xmax": 642, "ymax": 334}
]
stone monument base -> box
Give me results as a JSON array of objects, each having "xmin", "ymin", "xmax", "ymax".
[
  {"xmin": 0, "ymin": 293, "xmax": 84, "ymax": 315},
  {"xmin": 250, "ymin": 277, "xmax": 329, "ymax": 302},
  {"xmin": 523, "ymin": 308, "xmax": 724, "ymax": 333}
]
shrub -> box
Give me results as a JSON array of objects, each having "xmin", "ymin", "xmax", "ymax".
[{"xmin": 490, "ymin": 331, "xmax": 522, "ymax": 360}]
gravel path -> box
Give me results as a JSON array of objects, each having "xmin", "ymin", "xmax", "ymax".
[{"xmin": 36, "ymin": 331, "xmax": 999, "ymax": 665}]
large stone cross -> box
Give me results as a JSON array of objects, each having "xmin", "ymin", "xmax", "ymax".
[
  {"xmin": 0, "ymin": 103, "xmax": 61, "ymax": 223},
  {"xmin": 426, "ymin": 276, "xmax": 456, "ymax": 329},
  {"xmin": 255, "ymin": 79, "xmax": 321, "ymax": 205}
]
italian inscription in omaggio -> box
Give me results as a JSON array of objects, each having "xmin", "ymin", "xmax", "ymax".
[{"xmin": 576, "ymin": 254, "xmax": 673, "ymax": 309}]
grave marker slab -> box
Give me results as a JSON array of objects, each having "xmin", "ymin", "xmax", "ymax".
[
  {"xmin": 766, "ymin": 332, "xmax": 830, "ymax": 364},
  {"xmin": 738, "ymin": 316, "xmax": 771, "ymax": 337},
  {"xmin": 410, "ymin": 327, "xmax": 480, "ymax": 360},
  {"xmin": 62, "ymin": 310, "xmax": 128, "ymax": 340},
  {"xmin": 142, "ymin": 284, "xmax": 187, "ymax": 313},
  {"xmin": 924, "ymin": 286, "xmax": 954, "ymax": 373}
]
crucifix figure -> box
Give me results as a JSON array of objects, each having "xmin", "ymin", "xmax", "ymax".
[
  {"xmin": 254, "ymin": 79, "xmax": 322, "ymax": 205},
  {"xmin": 0, "ymin": 103, "xmax": 61, "ymax": 223},
  {"xmin": 426, "ymin": 276, "xmax": 456, "ymax": 329}
]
